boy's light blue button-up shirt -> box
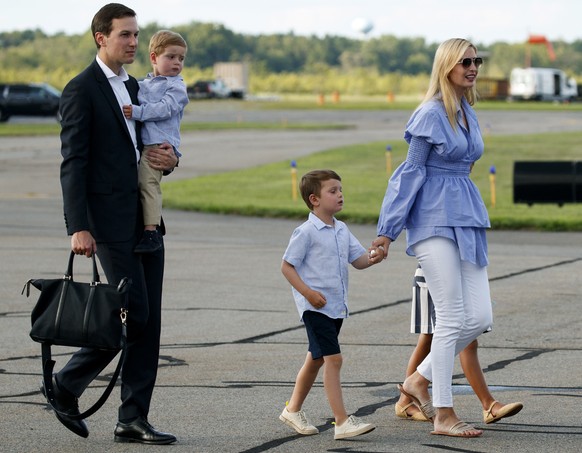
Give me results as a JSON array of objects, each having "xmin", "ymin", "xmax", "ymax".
[
  {"xmin": 377, "ymin": 97, "xmax": 491, "ymax": 266},
  {"xmin": 283, "ymin": 212, "xmax": 366, "ymax": 321}
]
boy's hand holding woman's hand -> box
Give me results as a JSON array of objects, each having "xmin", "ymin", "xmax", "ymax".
[
  {"xmin": 367, "ymin": 245, "xmax": 384, "ymax": 265},
  {"xmin": 368, "ymin": 236, "xmax": 391, "ymax": 264}
]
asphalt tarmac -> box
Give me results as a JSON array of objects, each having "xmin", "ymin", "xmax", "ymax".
[{"xmin": 1, "ymin": 105, "xmax": 581, "ymax": 452}]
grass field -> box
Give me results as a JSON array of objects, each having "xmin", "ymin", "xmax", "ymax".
[
  {"xmin": 1, "ymin": 100, "xmax": 580, "ymax": 231},
  {"xmin": 0, "ymin": 119, "xmax": 352, "ymax": 136},
  {"xmin": 162, "ymin": 131, "xmax": 582, "ymax": 231}
]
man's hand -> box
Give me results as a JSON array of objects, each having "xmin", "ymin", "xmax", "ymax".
[
  {"xmin": 143, "ymin": 143, "xmax": 178, "ymax": 172},
  {"xmin": 71, "ymin": 230, "xmax": 97, "ymax": 257}
]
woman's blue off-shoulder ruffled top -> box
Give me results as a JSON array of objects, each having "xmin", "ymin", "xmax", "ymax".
[{"xmin": 377, "ymin": 97, "xmax": 490, "ymax": 266}]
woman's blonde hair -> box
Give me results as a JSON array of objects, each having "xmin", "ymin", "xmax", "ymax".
[{"xmin": 421, "ymin": 38, "xmax": 478, "ymax": 130}]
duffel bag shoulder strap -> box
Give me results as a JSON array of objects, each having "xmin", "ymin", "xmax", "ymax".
[
  {"xmin": 41, "ymin": 340, "xmax": 125, "ymax": 420},
  {"xmin": 40, "ymin": 308, "xmax": 127, "ymax": 420}
]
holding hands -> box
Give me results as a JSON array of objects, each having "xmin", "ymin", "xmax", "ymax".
[
  {"xmin": 368, "ymin": 236, "xmax": 392, "ymax": 261},
  {"xmin": 367, "ymin": 245, "xmax": 384, "ymax": 265}
]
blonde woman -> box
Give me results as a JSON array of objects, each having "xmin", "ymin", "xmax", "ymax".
[{"xmin": 373, "ymin": 38, "xmax": 493, "ymax": 438}]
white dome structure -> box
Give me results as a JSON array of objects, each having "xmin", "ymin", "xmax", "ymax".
[{"xmin": 351, "ymin": 17, "xmax": 374, "ymax": 36}]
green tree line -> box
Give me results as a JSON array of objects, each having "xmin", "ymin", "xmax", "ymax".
[{"xmin": 2, "ymin": 22, "xmax": 581, "ymax": 94}]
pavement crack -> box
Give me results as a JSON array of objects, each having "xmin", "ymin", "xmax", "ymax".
[{"xmin": 490, "ymin": 257, "xmax": 581, "ymax": 282}]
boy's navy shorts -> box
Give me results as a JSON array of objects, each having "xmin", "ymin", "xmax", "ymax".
[{"xmin": 302, "ymin": 311, "xmax": 343, "ymax": 360}]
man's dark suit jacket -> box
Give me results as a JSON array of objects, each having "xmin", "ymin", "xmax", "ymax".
[{"xmin": 60, "ymin": 59, "xmax": 143, "ymax": 242}]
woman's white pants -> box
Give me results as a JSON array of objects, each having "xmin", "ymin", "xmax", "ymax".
[{"xmin": 412, "ymin": 236, "xmax": 493, "ymax": 408}]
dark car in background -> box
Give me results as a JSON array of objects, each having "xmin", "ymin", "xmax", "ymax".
[
  {"xmin": 0, "ymin": 83, "xmax": 61, "ymax": 122},
  {"xmin": 187, "ymin": 79, "xmax": 231, "ymax": 99}
]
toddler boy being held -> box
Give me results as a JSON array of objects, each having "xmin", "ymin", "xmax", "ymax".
[{"xmin": 123, "ymin": 30, "xmax": 189, "ymax": 253}]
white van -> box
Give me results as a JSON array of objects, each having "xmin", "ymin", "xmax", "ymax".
[{"xmin": 509, "ymin": 67, "xmax": 577, "ymax": 102}]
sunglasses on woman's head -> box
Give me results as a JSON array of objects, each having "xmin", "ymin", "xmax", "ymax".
[{"xmin": 458, "ymin": 57, "xmax": 483, "ymax": 69}]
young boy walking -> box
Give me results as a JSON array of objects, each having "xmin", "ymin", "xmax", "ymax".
[
  {"xmin": 123, "ymin": 30, "xmax": 189, "ymax": 253},
  {"xmin": 279, "ymin": 169, "xmax": 382, "ymax": 440}
]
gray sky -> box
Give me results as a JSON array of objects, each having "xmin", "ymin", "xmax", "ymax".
[{"xmin": 2, "ymin": 0, "xmax": 578, "ymax": 45}]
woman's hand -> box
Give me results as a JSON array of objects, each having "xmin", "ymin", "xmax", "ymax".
[{"xmin": 372, "ymin": 236, "xmax": 391, "ymax": 260}]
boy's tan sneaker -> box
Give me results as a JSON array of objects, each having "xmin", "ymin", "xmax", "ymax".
[
  {"xmin": 279, "ymin": 407, "xmax": 319, "ymax": 435},
  {"xmin": 334, "ymin": 415, "xmax": 375, "ymax": 440}
]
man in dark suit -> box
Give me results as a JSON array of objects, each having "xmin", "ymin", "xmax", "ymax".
[{"xmin": 45, "ymin": 3, "xmax": 179, "ymax": 445}]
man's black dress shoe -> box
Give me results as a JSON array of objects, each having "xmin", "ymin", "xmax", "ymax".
[
  {"xmin": 114, "ymin": 416, "xmax": 177, "ymax": 444},
  {"xmin": 40, "ymin": 377, "xmax": 89, "ymax": 438}
]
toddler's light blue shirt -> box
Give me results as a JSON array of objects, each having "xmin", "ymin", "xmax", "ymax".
[{"xmin": 131, "ymin": 74, "xmax": 189, "ymax": 157}]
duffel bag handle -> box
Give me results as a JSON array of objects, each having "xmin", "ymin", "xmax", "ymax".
[{"xmin": 65, "ymin": 251, "xmax": 101, "ymax": 284}]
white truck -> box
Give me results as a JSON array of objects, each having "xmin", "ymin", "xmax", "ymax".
[
  {"xmin": 213, "ymin": 62, "xmax": 249, "ymax": 99},
  {"xmin": 509, "ymin": 67, "xmax": 577, "ymax": 102}
]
